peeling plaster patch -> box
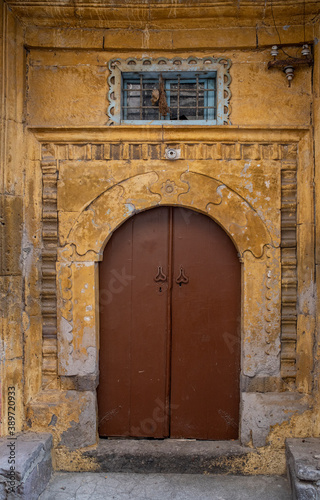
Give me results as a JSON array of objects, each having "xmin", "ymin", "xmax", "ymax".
[
  {"xmin": 215, "ymin": 184, "xmax": 226, "ymax": 199},
  {"xmin": 257, "ymin": 209, "xmax": 264, "ymax": 218},
  {"xmin": 283, "ymin": 25, "xmax": 290, "ymax": 30},
  {"xmin": 71, "ymin": 327, "xmax": 97, "ymax": 376},
  {"xmin": 58, "ymin": 391, "xmax": 97, "ymax": 449},
  {"xmin": 61, "ymin": 317, "xmax": 73, "ymax": 344},
  {"xmin": 247, "ymin": 196, "xmax": 258, "ymax": 204},
  {"xmin": 241, "ymin": 163, "xmax": 251, "ymax": 176},
  {"xmin": 87, "ymin": 347, "xmax": 96, "ymax": 358},
  {"xmin": 22, "ymin": 227, "xmax": 35, "ymax": 277},
  {"xmin": 86, "ymin": 305, "xmax": 92, "ymax": 312},
  {"xmin": 299, "ymin": 284, "xmax": 316, "ymax": 316},
  {"xmin": 124, "ymin": 203, "xmax": 135, "ymax": 215},
  {"xmin": 142, "ymin": 25, "xmax": 150, "ymax": 48}
]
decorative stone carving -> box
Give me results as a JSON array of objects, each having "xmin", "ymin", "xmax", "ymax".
[
  {"xmin": 41, "ymin": 160, "xmax": 58, "ymax": 388},
  {"xmin": 46, "ymin": 141, "xmax": 296, "ymax": 162},
  {"xmin": 66, "ymin": 171, "xmax": 272, "ymax": 260},
  {"xmin": 57, "ymin": 262, "xmax": 98, "ymax": 377},
  {"xmin": 281, "ymin": 162, "xmax": 298, "ymax": 383},
  {"xmin": 180, "ymin": 172, "xmax": 273, "ymax": 258},
  {"xmin": 39, "ymin": 139, "xmax": 299, "ymax": 387}
]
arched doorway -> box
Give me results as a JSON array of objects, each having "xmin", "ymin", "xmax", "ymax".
[{"xmin": 98, "ymin": 206, "xmax": 241, "ymax": 440}]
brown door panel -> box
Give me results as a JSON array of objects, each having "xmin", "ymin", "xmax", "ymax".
[
  {"xmin": 98, "ymin": 207, "xmax": 241, "ymax": 440},
  {"xmin": 98, "ymin": 208, "xmax": 170, "ymax": 437},
  {"xmin": 170, "ymin": 209, "xmax": 241, "ymax": 439}
]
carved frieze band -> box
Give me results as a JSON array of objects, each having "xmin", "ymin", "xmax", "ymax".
[
  {"xmin": 280, "ymin": 162, "xmax": 297, "ymax": 382},
  {"xmin": 40, "ymin": 141, "xmax": 298, "ymax": 385},
  {"xmin": 41, "ymin": 158, "xmax": 58, "ymax": 387},
  {"xmin": 42, "ymin": 142, "xmax": 297, "ymax": 162}
]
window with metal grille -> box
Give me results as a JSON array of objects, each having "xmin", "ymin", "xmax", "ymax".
[
  {"xmin": 107, "ymin": 57, "xmax": 231, "ymax": 125},
  {"xmin": 122, "ymin": 72, "xmax": 216, "ymax": 123}
]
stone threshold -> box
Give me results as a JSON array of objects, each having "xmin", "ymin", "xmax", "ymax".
[{"xmin": 83, "ymin": 438, "xmax": 255, "ymax": 474}]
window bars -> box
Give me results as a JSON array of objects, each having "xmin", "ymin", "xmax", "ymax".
[{"xmin": 122, "ymin": 73, "xmax": 216, "ymax": 121}]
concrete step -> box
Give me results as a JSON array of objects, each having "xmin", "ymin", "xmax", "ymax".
[
  {"xmin": 40, "ymin": 471, "xmax": 292, "ymax": 500},
  {"xmin": 84, "ymin": 438, "xmax": 255, "ymax": 474}
]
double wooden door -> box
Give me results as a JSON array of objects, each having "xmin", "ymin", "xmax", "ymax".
[{"xmin": 98, "ymin": 207, "xmax": 241, "ymax": 440}]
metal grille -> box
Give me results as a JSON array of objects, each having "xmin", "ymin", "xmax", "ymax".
[{"xmin": 122, "ymin": 73, "xmax": 216, "ymax": 121}]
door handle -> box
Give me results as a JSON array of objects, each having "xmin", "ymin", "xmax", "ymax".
[
  {"xmin": 154, "ymin": 266, "xmax": 167, "ymax": 283},
  {"xmin": 175, "ymin": 267, "xmax": 189, "ymax": 286}
]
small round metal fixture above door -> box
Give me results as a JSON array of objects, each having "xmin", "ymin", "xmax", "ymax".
[{"xmin": 165, "ymin": 148, "xmax": 180, "ymax": 160}]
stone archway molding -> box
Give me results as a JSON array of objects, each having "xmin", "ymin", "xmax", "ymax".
[
  {"xmin": 56, "ymin": 168, "xmax": 279, "ymax": 389},
  {"xmin": 64, "ymin": 170, "xmax": 273, "ymax": 261}
]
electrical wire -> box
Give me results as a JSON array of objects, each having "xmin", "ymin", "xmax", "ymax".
[
  {"xmin": 304, "ymin": 0, "xmax": 306, "ymax": 43},
  {"xmin": 270, "ymin": 0, "xmax": 305, "ymax": 60}
]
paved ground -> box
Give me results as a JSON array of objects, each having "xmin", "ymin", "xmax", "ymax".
[{"xmin": 39, "ymin": 472, "xmax": 292, "ymax": 499}]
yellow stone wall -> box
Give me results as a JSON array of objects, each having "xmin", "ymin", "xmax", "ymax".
[
  {"xmin": 1, "ymin": 0, "xmax": 320, "ymax": 473},
  {"xmin": 0, "ymin": 0, "xmax": 26, "ymax": 441},
  {"xmin": 26, "ymin": 49, "xmax": 312, "ymax": 128}
]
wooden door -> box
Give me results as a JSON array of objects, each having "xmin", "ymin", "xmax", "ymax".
[
  {"xmin": 98, "ymin": 208, "xmax": 170, "ymax": 438},
  {"xmin": 170, "ymin": 209, "xmax": 241, "ymax": 439},
  {"xmin": 98, "ymin": 207, "xmax": 241, "ymax": 439}
]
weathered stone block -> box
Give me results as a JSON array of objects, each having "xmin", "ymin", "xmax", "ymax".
[
  {"xmin": 287, "ymin": 438, "xmax": 320, "ymax": 481},
  {"xmin": 286, "ymin": 438, "xmax": 320, "ymax": 499},
  {"xmin": 60, "ymin": 374, "xmax": 98, "ymax": 392},
  {"xmin": 290, "ymin": 480, "xmax": 317, "ymax": 500},
  {"xmin": 58, "ymin": 162, "xmax": 113, "ymax": 213},
  {"xmin": 27, "ymin": 391, "xmax": 97, "ymax": 450},
  {"xmin": 0, "ymin": 195, "xmax": 23, "ymax": 275},
  {"xmin": 27, "ymin": 63, "xmax": 108, "ymax": 127},
  {"xmin": 0, "ymin": 432, "xmax": 52, "ymax": 500},
  {"xmin": 242, "ymin": 248, "xmax": 281, "ymax": 378},
  {"xmin": 59, "ymin": 391, "xmax": 97, "ymax": 450},
  {"xmin": 240, "ymin": 393, "xmax": 310, "ymax": 447}
]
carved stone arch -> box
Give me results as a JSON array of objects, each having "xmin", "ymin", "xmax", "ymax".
[
  {"xmin": 66, "ymin": 171, "xmax": 273, "ymax": 261},
  {"xmin": 57, "ymin": 169, "xmax": 280, "ymax": 386}
]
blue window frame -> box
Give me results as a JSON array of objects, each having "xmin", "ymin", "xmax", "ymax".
[
  {"xmin": 122, "ymin": 72, "xmax": 216, "ymax": 124},
  {"xmin": 107, "ymin": 57, "xmax": 232, "ymax": 125}
]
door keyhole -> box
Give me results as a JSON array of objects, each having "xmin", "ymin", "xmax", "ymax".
[{"xmin": 159, "ymin": 286, "xmax": 162, "ymax": 292}]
